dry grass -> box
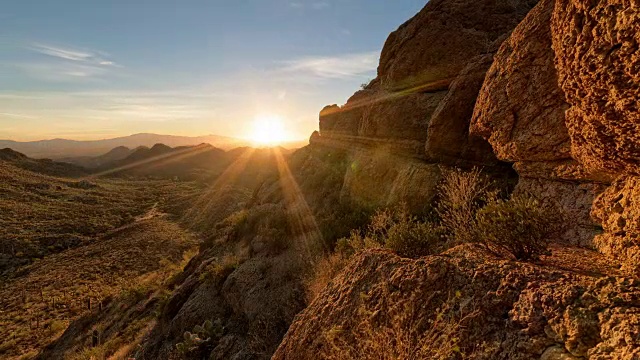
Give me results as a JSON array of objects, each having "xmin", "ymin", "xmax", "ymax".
[
  {"xmin": 322, "ymin": 292, "xmax": 479, "ymax": 360},
  {"xmin": 436, "ymin": 167, "xmax": 498, "ymax": 245},
  {"xmin": 305, "ymin": 252, "xmax": 350, "ymax": 303}
]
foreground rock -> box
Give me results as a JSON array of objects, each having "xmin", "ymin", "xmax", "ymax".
[
  {"xmin": 551, "ymin": 0, "xmax": 640, "ymax": 271},
  {"xmin": 275, "ymin": 248, "xmax": 640, "ymax": 360}
]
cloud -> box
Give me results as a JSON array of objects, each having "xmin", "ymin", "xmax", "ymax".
[
  {"xmin": 17, "ymin": 43, "xmax": 122, "ymax": 81},
  {"xmin": 29, "ymin": 43, "xmax": 120, "ymax": 67},
  {"xmin": 14, "ymin": 63, "xmax": 108, "ymax": 82},
  {"xmin": 29, "ymin": 43, "xmax": 93, "ymax": 62},
  {"xmin": 277, "ymin": 52, "xmax": 378, "ymax": 79}
]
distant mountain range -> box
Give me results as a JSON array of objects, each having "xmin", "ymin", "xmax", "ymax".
[
  {"xmin": 1, "ymin": 141, "xmax": 296, "ymax": 181},
  {"xmin": 0, "ymin": 133, "xmax": 254, "ymax": 159}
]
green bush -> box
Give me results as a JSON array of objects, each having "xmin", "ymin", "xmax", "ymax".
[
  {"xmin": 336, "ymin": 206, "xmax": 441, "ymax": 259},
  {"xmin": 437, "ymin": 167, "xmax": 562, "ymax": 261},
  {"xmin": 475, "ymin": 196, "xmax": 562, "ymax": 261}
]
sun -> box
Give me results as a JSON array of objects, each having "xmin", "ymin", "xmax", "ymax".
[{"xmin": 249, "ymin": 115, "xmax": 290, "ymax": 146}]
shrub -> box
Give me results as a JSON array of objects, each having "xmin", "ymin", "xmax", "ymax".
[
  {"xmin": 335, "ymin": 206, "xmax": 441, "ymax": 259},
  {"xmin": 436, "ymin": 167, "xmax": 497, "ymax": 245},
  {"xmin": 474, "ymin": 196, "xmax": 562, "ymax": 261},
  {"xmin": 437, "ymin": 167, "xmax": 562, "ymax": 261}
]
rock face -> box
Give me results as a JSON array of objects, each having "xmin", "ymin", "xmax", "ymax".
[
  {"xmin": 471, "ymin": 0, "xmax": 571, "ymax": 163},
  {"xmin": 377, "ymin": 0, "xmax": 539, "ymax": 91},
  {"xmin": 469, "ymin": 0, "xmax": 638, "ymax": 247},
  {"xmin": 319, "ymin": 0, "xmax": 541, "ymax": 160},
  {"xmin": 274, "ymin": 249, "xmax": 640, "ymax": 360},
  {"xmin": 592, "ymin": 177, "xmax": 640, "ymax": 276},
  {"xmin": 549, "ymin": 0, "xmax": 640, "ymax": 271},
  {"xmin": 317, "ymin": 0, "xmax": 541, "ymax": 211},
  {"xmin": 340, "ymin": 150, "xmax": 442, "ymax": 212},
  {"xmin": 552, "ymin": 0, "xmax": 640, "ymax": 176},
  {"xmin": 425, "ymin": 55, "xmax": 502, "ymax": 167}
]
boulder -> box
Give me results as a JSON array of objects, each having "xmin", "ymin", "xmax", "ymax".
[
  {"xmin": 274, "ymin": 249, "xmax": 640, "ymax": 359},
  {"xmin": 471, "ymin": 0, "xmax": 571, "ymax": 163},
  {"xmin": 552, "ymin": 0, "xmax": 640, "ymax": 176}
]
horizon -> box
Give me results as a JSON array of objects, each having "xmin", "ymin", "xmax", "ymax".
[
  {"xmin": 0, "ymin": 131, "xmax": 297, "ymax": 143},
  {"xmin": 0, "ymin": 0, "xmax": 426, "ymax": 142}
]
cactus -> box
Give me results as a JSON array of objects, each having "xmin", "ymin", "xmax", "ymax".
[{"xmin": 175, "ymin": 319, "xmax": 225, "ymax": 355}]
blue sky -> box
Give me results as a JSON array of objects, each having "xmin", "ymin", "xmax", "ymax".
[{"xmin": 0, "ymin": 0, "xmax": 425, "ymax": 141}]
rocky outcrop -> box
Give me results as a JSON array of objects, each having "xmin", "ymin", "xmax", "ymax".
[
  {"xmin": 317, "ymin": 0, "xmax": 541, "ymax": 213},
  {"xmin": 377, "ymin": 0, "xmax": 539, "ymax": 91},
  {"xmin": 283, "ymin": 1, "xmax": 640, "ymax": 358},
  {"xmin": 319, "ymin": 0, "xmax": 541, "ymax": 162},
  {"xmin": 275, "ymin": 249, "xmax": 640, "ymax": 359},
  {"xmin": 470, "ymin": 0, "xmax": 631, "ymax": 247},
  {"xmin": 552, "ymin": 0, "xmax": 640, "ymax": 176},
  {"xmin": 548, "ymin": 0, "xmax": 640, "ymax": 271}
]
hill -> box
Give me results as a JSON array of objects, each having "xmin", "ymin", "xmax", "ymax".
[
  {"xmin": 57, "ymin": 146, "xmax": 135, "ymax": 169},
  {"xmin": 88, "ymin": 143, "xmax": 230, "ymax": 179},
  {"xmin": 0, "ymin": 148, "xmax": 87, "ymax": 178},
  {"xmin": 0, "ymin": 153, "xmax": 199, "ymax": 273},
  {"xmin": 0, "ymin": 133, "xmax": 252, "ymax": 159}
]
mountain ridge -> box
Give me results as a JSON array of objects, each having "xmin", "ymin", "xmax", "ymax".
[{"xmin": 0, "ymin": 133, "xmax": 253, "ymax": 159}]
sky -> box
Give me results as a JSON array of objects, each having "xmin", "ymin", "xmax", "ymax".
[{"xmin": 0, "ymin": 0, "xmax": 426, "ymax": 141}]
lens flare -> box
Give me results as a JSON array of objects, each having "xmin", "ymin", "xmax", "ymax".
[{"xmin": 249, "ymin": 115, "xmax": 289, "ymax": 146}]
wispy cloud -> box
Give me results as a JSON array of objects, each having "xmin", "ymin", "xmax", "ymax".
[
  {"xmin": 29, "ymin": 43, "xmax": 120, "ymax": 67},
  {"xmin": 14, "ymin": 43, "xmax": 121, "ymax": 82},
  {"xmin": 278, "ymin": 52, "xmax": 378, "ymax": 79}
]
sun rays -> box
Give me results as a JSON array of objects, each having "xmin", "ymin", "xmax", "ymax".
[
  {"xmin": 273, "ymin": 147, "xmax": 324, "ymax": 262},
  {"xmin": 86, "ymin": 140, "xmax": 323, "ymax": 264},
  {"xmin": 249, "ymin": 115, "xmax": 291, "ymax": 146}
]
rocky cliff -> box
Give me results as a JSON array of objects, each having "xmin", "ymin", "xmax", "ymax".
[
  {"xmin": 277, "ymin": 0, "xmax": 640, "ymax": 358},
  {"xmin": 314, "ymin": 0, "xmax": 542, "ymax": 211}
]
